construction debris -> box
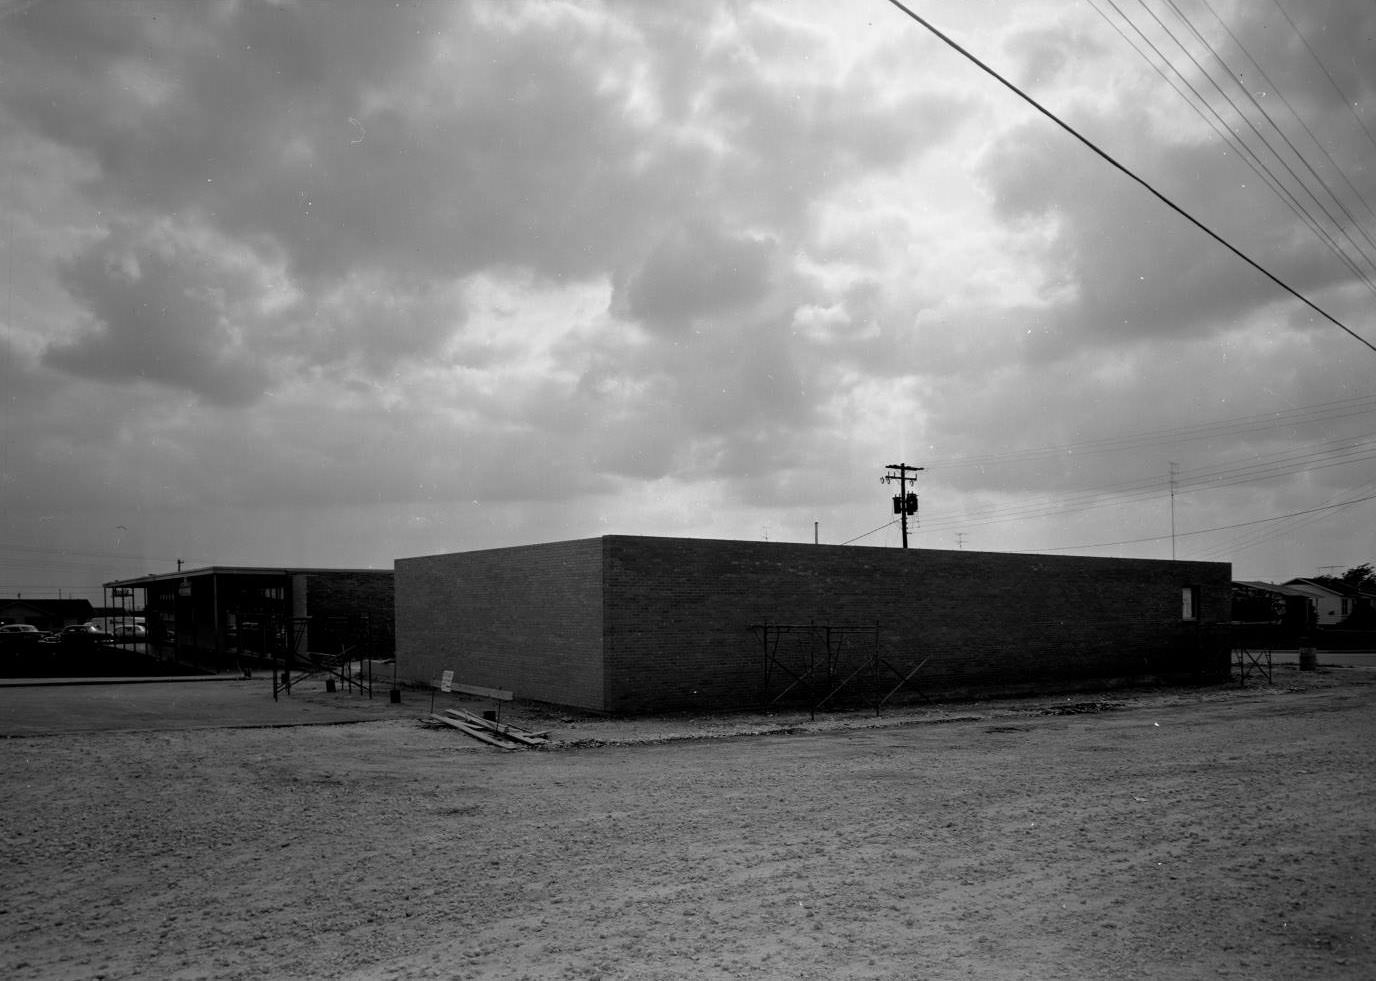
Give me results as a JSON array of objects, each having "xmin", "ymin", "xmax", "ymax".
[{"xmin": 425, "ymin": 707, "xmax": 550, "ymax": 750}]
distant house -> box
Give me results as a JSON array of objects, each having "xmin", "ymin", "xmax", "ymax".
[
  {"xmin": 1283, "ymin": 579, "xmax": 1358, "ymax": 626},
  {"xmin": 1231, "ymin": 581, "xmax": 1313, "ymax": 627},
  {"xmin": 0, "ymin": 598, "xmax": 95, "ymax": 632},
  {"xmin": 104, "ymin": 567, "xmax": 394, "ymax": 670}
]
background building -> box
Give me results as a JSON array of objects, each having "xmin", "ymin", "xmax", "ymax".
[
  {"xmin": 105, "ymin": 567, "xmax": 394, "ymax": 671},
  {"xmin": 0, "ymin": 598, "xmax": 95, "ymax": 632},
  {"xmin": 397, "ymin": 535, "xmax": 1231, "ymax": 714}
]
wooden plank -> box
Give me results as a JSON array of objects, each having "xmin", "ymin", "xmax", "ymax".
[
  {"xmin": 427, "ymin": 714, "xmax": 522, "ymax": 750},
  {"xmin": 442, "ymin": 708, "xmax": 550, "ymax": 746},
  {"xmin": 451, "ymin": 722, "xmax": 523, "ymax": 750},
  {"xmin": 442, "ymin": 708, "xmax": 550, "ymax": 745},
  {"xmin": 450, "ymin": 682, "xmax": 514, "ymax": 702}
]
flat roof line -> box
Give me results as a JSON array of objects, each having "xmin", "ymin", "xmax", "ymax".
[{"xmin": 105, "ymin": 566, "xmax": 393, "ymax": 588}]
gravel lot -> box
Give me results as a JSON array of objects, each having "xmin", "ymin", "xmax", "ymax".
[{"xmin": 2, "ymin": 667, "xmax": 1375, "ymax": 979}]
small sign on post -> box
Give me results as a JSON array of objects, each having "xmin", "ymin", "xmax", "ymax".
[{"xmin": 431, "ymin": 669, "xmax": 455, "ymax": 714}]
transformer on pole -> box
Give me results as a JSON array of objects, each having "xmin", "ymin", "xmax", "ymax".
[{"xmin": 881, "ymin": 463, "xmax": 924, "ymax": 549}]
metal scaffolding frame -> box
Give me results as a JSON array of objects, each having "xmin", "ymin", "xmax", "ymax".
[
  {"xmin": 270, "ymin": 615, "xmax": 376, "ymax": 700},
  {"xmin": 748, "ymin": 621, "xmax": 928, "ymax": 718},
  {"xmin": 1233, "ymin": 643, "xmax": 1274, "ymax": 687},
  {"xmin": 1231, "ymin": 621, "xmax": 1276, "ymax": 687}
]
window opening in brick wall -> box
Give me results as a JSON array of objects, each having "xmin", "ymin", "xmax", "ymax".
[{"xmin": 1181, "ymin": 585, "xmax": 1199, "ymax": 621}]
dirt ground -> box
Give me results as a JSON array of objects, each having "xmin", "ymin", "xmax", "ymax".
[{"xmin": 3, "ymin": 666, "xmax": 1376, "ymax": 980}]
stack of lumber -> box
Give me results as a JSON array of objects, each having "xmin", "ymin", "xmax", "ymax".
[{"xmin": 427, "ymin": 707, "xmax": 550, "ymax": 750}]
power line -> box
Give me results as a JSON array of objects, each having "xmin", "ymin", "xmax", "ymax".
[
  {"xmin": 1113, "ymin": 0, "xmax": 1376, "ymax": 295},
  {"xmin": 1270, "ymin": 0, "xmax": 1376, "ymax": 166},
  {"xmin": 1197, "ymin": 0, "xmax": 1376, "ymax": 233},
  {"xmin": 0, "ymin": 541, "xmax": 184, "ymax": 564},
  {"xmin": 839, "ymin": 519, "xmax": 899, "ymax": 546},
  {"xmin": 1131, "ymin": 0, "xmax": 1376, "ymax": 288},
  {"xmin": 1019, "ymin": 490, "xmax": 1376, "ymax": 554},
  {"xmin": 1087, "ymin": 0, "xmax": 1376, "ymax": 297},
  {"xmin": 924, "ymin": 392, "xmax": 1376, "ymax": 472},
  {"xmin": 1191, "ymin": 472, "xmax": 1376, "ymax": 562},
  {"xmin": 879, "ymin": 0, "xmax": 1376, "ymax": 354},
  {"xmin": 915, "ymin": 434, "xmax": 1376, "ymax": 536},
  {"xmin": 1154, "ymin": 0, "xmax": 1376, "ymax": 282}
]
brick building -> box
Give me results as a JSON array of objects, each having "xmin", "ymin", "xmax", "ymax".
[
  {"xmin": 0, "ymin": 598, "xmax": 95, "ymax": 632},
  {"xmin": 105, "ymin": 566, "xmax": 394, "ymax": 670},
  {"xmin": 396, "ymin": 536, "xmax": 1231, "ymax": 714}
]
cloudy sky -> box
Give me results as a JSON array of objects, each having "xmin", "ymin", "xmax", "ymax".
[{"xmin": 2, "ymin": 0, "xmax": 1374, "ymax": 601}]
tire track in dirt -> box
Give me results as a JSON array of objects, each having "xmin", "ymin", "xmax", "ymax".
[{"xmin": 2, "ymin": 679, "xmax": 1374, "ymax": 979}]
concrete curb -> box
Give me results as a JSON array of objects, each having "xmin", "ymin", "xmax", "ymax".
[{"xmin": 0, "ymin": 674, "xmax": 247, "ymax": 688}]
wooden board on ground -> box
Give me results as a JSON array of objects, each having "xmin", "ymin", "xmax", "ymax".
[
  {"xmin": 450, "ymin": 682, "xmax": 514, "ymax": 702},
  {"xmin": 427, "ymin": 713, "xmax": 524, "ymax": 750},
  {"xmin": 442, "ymin": 707, "xmax": 550, "ymax": 746}
]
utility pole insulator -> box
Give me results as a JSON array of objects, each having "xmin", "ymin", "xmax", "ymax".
[{"xmin": 881, "ymin": 463, "xmax": 925, "ymax": 549}]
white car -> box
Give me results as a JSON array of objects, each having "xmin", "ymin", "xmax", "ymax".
[
  {"xmin": 87, "ymin": 617, "xmax": 146, "ymax": 639},
  {"xmin": 0, "ymin": 623, "xmax": 41, "ymax": 634}
]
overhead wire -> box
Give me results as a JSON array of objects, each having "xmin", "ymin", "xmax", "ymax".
[
  {"xmin": 838, "ymin": 519, "xmax": 900, "ymax": 546},
  {"xmin": 1270, "ymin": 0, "xmax": 1376, "ymax": 167},
  {"xmin": 0, "ymin": 541, "xmax": 204, "ymax": 600},
  {"xmin": 1156, "ymin": 0, "xmax": 1376, "ymax": 282},
  {"xmin": 1190, "ymin": 475, "xmax": 1376, "ymax": 562},
  {"xmin": 1197, "ymin": 0, "xmax": 1376, "ymax": 233},
  {"xmin": 879, "ymin": 0, "xmax": 1376, "ymax": 352},
  {"xmin": 923, "ymin": 392, "xmax": 1376, "ymax": 472},
  {"xmin": 0, "ymin": 541, "xmax": 185, "ymax": 565},
  {"xmin": 1102, "ymin": 0, "xmax": 1376, "ymax": 296},
  {"xmin": 903, "ymin": 441, "xmax": 1376, "ymax": 553},
  {"xmin": 1016, "ymin": 490, "xmax": 1376, "ymax": 555},
  {"xmin": 1084, "ymin": 0, "xmax": 1362, "ymax": 286},
  {"xmin": 916, "ymin": 434, "xmax": 1376, "ymax": 533},
  {"xmin": 872, "ymin": 0, "xmax": 1376, "ymax": 560}
]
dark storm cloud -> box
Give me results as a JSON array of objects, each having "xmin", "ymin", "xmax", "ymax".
[
  {"xmin": 1238, "ymin": 0, "xmax": 1376, "ymax": 127},
  {"xmin": 977, "ymin": 113, "xmax": 1368, "ymax": 356},
  {"xmin": 4, "ymin": 0, "xmax": 1368, "ymax": 587},
  {"xmin": 44, "ymin": 226, "xmax": 270, "ymax": 406},
  {"xmin": 619, "ymin": 222, "xmax": 776, "ymax": 331},
  {"xmin": 973, "ymin": 0, "xmax": 1376, "ymax": 361},
  {"xmin": 1, "ymin": 0, "xmax": 957, "ymax": 409}
]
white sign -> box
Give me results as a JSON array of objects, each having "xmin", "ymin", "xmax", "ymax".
[{"xmin": 440, "ymin": 670, "xmax": 454, "ymax": 693}]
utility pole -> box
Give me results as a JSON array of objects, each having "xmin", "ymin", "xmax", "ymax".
[
  {"xmin": 956, "ymin": 532, "xmax": 966, "ymax": 550},
  {"xmin": 882, "ymin": 463, "xmax": 924, "ymax": 549}
]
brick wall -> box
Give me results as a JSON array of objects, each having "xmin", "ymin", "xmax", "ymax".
[
  {"xmin": 601, "ymin": 536, "xmax": 1231, "ymax": 713},
  {"xmin": 303, "ymin": 570, "xmax": 396, "ymax": 660},
  {"xmin": 396, "ymin": 535, "xmax": 1230, "ymax": 714},
  {"xmin": 395, "ymin": 539, "xmax": 605, "ymax": 708}
]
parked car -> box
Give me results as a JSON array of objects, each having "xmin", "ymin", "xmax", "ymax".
[
  {"xmin": 0, "ymin": 623, "xmax": 44, "ymax": 654},
  {"xmin": 60, "ymin": 623, "xmax": 113, "ymax": 646},
  {"xmin": 111, "ymin": 621, "xmax": 147, "ymax": 640}
]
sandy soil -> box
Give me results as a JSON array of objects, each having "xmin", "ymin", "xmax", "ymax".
[{"xmin": 3, "ymin": 667, "xmax": 1375, "ymax": 980}]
